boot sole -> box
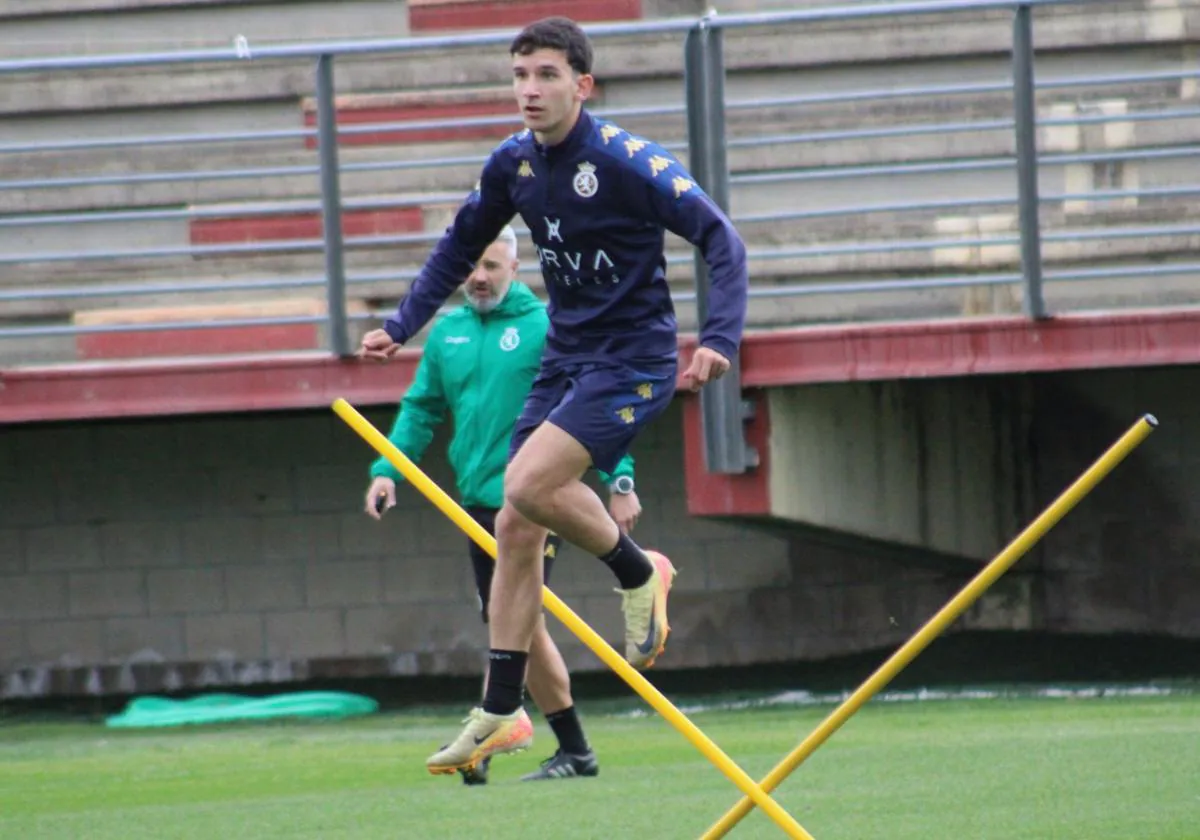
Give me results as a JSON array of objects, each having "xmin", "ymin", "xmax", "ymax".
[{"xmin": 427, "ymin": 741, "xmax": 532, "ymax": 776}]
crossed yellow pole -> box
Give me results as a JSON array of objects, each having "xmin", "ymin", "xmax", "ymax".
[
  {"xmin": 700, "ymin": 413, "xmax": 1158, "ymax": 839},
  {"xmin": 332, "ymin": 398, "xmax": 813, "ymax": 839}
]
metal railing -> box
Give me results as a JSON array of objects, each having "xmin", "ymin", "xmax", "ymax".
[{"xmin": 2, "ymin": 0, "xmax": 1200, "ymax": 467}]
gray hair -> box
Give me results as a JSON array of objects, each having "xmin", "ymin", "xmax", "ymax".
[{"xmin": 494, "ymin": 224, "xmax": 519, "ymax": 260}]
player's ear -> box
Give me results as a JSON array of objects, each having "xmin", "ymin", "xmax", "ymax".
[{"xmin": 575, "ymin": 72, "xmax": 594, "ymax": 102}]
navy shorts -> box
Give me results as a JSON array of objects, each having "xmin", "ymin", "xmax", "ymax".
[
  {"xmin": 466, "ymin": 507, "xmax": 561, "ymax": 624},
  {"xmin": 508, "ymin": 360, "xmax": 677, "ymax": 473}
]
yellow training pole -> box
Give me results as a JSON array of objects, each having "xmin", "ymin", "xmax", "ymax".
[
  {"xmin": 702, "ymin": 412, "xmax": 1158, "ymax": 840},
  {"xmin": 332, "ymin": 397, "xmax": 814, "ymax": 840}
]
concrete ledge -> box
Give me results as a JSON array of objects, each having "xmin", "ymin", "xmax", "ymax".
[
  {"xmin": 299, "ymin": 84, "xmax": 603, "ymax": 148},
  {"xmin": 0, "ymin": 2, "xmax": 1187, "ymax": 114},
  {"xmin": 409, "ymin": 0, "xmax": 642, "ymax": 32},
  {"xmin": 71, "ymin": 298, "xmax": 368, "ymax": 359},
  {"xmin": 0, "ymin": 0, "xmax": 241, "ymax": 19},
  {"xmin": 5, "ymin": 198, "xmax": 1200, "ymax": 324},
  {"xmin": 4, "ymin": 76, "xmax": 1192, "ymax": 215},
  {"xmin": 0, "ymin": 1, "xmax": 408, "ymax": 60},
  {"xmin": 189, "ymin": 205, "xmax": 425, "ymax": 245},
  {"xmin": 8, "ymin": 306, "xmax": 1200, "ymax": 425}
]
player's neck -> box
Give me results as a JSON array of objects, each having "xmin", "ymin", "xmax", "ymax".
[{"xmin": 534, "ymin": 105, "xmax": 583, "ymax": 148}]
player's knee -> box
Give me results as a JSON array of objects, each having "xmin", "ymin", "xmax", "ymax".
[
  {"xmin": 504, "ymin": 467, "xmax": 551, "ymax": 521},
  {"xmin": 495, "ymin": 504, "xmax": 545, "ymax": 556}
]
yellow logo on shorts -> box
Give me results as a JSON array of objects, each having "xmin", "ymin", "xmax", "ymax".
[
  {"xmin": 544, "ymin": 542, "xmax": 557, "ymax": 559},
  {"xmin": 636, "ymin": 383, "xmax": 653, "ymax": 400},
  {"xmin": 617, "ymin": 406, "xmax": 636, "ymax": 425}
]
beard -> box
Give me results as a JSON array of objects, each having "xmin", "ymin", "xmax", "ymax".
[{"xmin": 465, "ymin": 282, "xmax": 511, "ymax": 314}]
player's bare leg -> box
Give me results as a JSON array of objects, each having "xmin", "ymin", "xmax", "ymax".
[
  {"xmin": 522, "ymin": 614, "xmax": 599, "ymax": 780},
  {"xmin": 505, "ymin": 422, "xmax": 676, "ymax": 669},
  {"xmin": 526, "ymin": 615, "xmax": 571, "ymax": 713},
  {"xmin": 456, "ymin": 615, "xmax": 585, "ymax": 785},
  {"xmin": 426, "ymin": 423, "xmax": 673, "ymax": 774},
  {"xmin": 425, "ymin": 507, "xmax": 543, "ymax": 774},
  {"xmin": 488, "ymin": 504, "xmax": 549, "ymax": 654}
]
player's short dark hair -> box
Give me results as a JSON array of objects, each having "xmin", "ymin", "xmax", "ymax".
[{"xmin": 510, "ymin": 17, "xmax": 594, "ymax": 76}]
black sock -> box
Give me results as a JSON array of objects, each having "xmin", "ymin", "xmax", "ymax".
[
  {"xmin": 545, "ymin": 706, "xmax": 590, "ymax": 755},
  {"xmin": 481, "ymin": 649, "xmax": 528, "ymax": 715},
  {"xmin": 598, "ymin": 532, "xmax": 654, "ymax": 589}
]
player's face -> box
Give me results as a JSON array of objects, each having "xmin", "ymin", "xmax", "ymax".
[
  {"xmin": 464, "ymin": 239, "xmax": 518, "ymax": 313},
  {"xmin": 511, "ymin": 48, "xmax": 593, "ymax": 145}
]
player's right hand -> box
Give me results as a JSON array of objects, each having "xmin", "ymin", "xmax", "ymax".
[
  {"xmin": 364, "ymin": 476, "xmax": 397, "ymax": 520},
  {"xmin": 357, "ymin": 328, "xmax": 404, "ymax": 362}
]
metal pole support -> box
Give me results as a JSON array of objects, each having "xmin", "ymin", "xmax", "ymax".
[
  {"xmin": 1012, "ymin": 4, "xmax": 1047, "ymax": 319},
  {"xmin": 316, "ymin": 54, "xmax": 351, "ymax": 356},
  {"xmin": 684, "ymin": 18, "xmax": 757, "ymax": 474}
]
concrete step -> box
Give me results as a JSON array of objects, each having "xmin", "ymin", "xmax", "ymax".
[
  {"xmin": 2, "ymin": 54, "xmax": 1188, "ymax": 173},
  {"xmin": 0, "ymin": 1, "xmax": 1185, "ymax": 116},
  {"xmin": 0, "ymin": 1, "xmax": 410, "ymax": 61},
  {"xmin": 71, "ymin": 297, "xmax": 370, "ymax": 360},
  {"xmin": 5, "ymin": 82, "xmax": 1198, "ymax": 221},
  {"xmin": 406, "ymin": 0, "xmax": 646, "ymax": 32},
  {"xmin": 186, "ymin": 198, "xmax": 427, "ymax": 246},
  {"xmin": 5, "ymin": 260, "xmax": 1199, "ymax": 368},
  {"xmin": 299, "ymin": 85, "xmax": 533, "ymax": 149},
  {"xmin": 4, "ymin": 199, "xmax": 1198, "ymax": 324},
  {"xmin": 4, "ymin": 101, "xmax": 1197, "ymax": 257}
]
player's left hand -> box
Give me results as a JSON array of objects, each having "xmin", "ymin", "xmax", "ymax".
[
  {"xmin": 608, "ymin": 490, "xmax": 642, "ymax": 534},
  {"xmin": 681, "ymin": 346, "xmax": 731, "ymax": 391},
  {"xmin": 357, "ymin": 328, "xmax": 404, "ymax": 362}
]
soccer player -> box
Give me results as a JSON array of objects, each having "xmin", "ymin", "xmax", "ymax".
[
  {"xmin": 358, "ymin": 16, "xmax": 748, "ymax": 776},
  {"xmin": 364, "ymin": 225, "xmax": 641, "ymax": 783}
]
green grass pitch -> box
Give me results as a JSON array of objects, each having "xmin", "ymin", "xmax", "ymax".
[{"xmin": 1, "ymin": 692, "xmax": 1196, "ymax": 839}]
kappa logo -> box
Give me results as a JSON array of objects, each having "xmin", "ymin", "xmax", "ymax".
[
  {"xmin": 672, "ymin": 176, "xmax": 696, "ymax": 198},
  {"xmin": 445, "ymin": 336, "xmax": 471, "ymax": 344},
  {"xmin": 635, "ymin": 612, "xmax": 659, "ymax": 656},
  {"xmin": 617, "ymin": 406, "xmax": 636, "ymax": 425},
  {"xmin": 636, "ymin": 383, "xmax": 654, "ymax": 400},
  {"xmin": 624, "ymin": 138, "xmax": 647, "ymax": 158},
  {"xmin": 648, "ymin": 155, "xmax": 672, "ymax": 177},
  {"xmin": 600, "ymin": 124, "xmax": 622, "ymax": 144},
  {"xmin": 573, "ymin": 161, "xmax": 599, "ymax": 198},
  {"xmin": 499, "ymin": 326, "xmax": 520, "ymax": 352},
  {"xmin": 518, "ymin": 160, "xmax": 535, "ymax": 178}
]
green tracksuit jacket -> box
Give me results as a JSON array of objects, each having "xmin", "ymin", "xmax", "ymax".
[{"xmin": 370, "ymin": 282, "xmax": 635, "ymax": 508}]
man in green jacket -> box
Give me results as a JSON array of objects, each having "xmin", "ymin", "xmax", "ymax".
[{"xmin": 364, "ymin": 225, "xmax": 641, "ymax": 785}]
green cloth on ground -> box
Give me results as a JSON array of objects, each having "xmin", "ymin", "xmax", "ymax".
[{"xmin": 104, "ymin": 692, "xmax": 379, "ymax": 728}]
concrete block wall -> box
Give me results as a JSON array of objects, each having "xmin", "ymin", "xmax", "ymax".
[
  {"xmin": 762, "ymin": 365, "xmax": 1200, "ymax": 646},
  {"xmin": 3, "ymin": 365, "xmax": 1200, "ymax": 698},
  {"xmin": 0, "ymin": 400, "xmax": 806, "ymax": 698},
  {"xmin": 1028, "ymin": 367, "xmax": 1200, "ymax": 638},
  {"xmin": 768, "ymin": 377, "xmax": 1034, "ymax": 561}
]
